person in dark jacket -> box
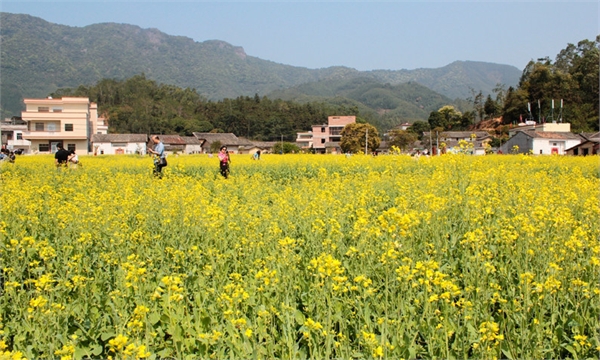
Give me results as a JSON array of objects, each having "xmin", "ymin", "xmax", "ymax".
[{"xmin": 55, "ymin": 144, "xmax": 70, "ymax": 168}]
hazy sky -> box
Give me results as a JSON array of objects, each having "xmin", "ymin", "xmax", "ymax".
[{"xmin": 1, "ymin": 1, "xmax": 598, "ymax": 72}]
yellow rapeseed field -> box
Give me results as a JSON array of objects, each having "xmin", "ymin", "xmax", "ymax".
[{"xmin": 1, "ymin": 153, "xmax": 599, "ymax": 359}]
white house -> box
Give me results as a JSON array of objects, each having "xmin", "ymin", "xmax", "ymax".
[
  {"xmin": 500, "ymin": 130, "xmax": 582, "ymax": 155},
  {"xmin": 91, "ymin": 134, "xmax": 148, "ymax": 155},
  {"xmin": 1, "ymin": 118, "xmax": 31, "ymax": 153}
]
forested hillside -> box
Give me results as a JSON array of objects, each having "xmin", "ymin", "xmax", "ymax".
[
  {"xmin": 267, "ymin": 77, "xmax": 458, "ymax": 130},
  {"xmin": 1, "ymin": 12, "xmax": 520, "ymax": 118},
  {"xmin": 51, "ymin": 75, "xmax": 359, "ymax": 141}
]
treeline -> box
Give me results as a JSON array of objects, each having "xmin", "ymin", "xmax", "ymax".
[
  {"xmin": 424, "ymin": 37, "xmax": 599, "ymax": 135},
  {"xmin": 50, "ymin": 74, "xmax": 358, "ymax": 141},
  {"xmin": 500, "ymin": 37, "xmax": 599, "ymax": 132}
]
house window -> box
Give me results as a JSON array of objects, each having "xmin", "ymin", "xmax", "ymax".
[
  {"xmin": 16, "ymin": 133, "xmax": 22, "ymax": 140},
  {"xmin": 47, "ymin": 123, "xmax": 57, "ymax": 131},
  {"xmin": 38, "ymin": 107, "xmax": 49, "ymax": 112},
  {"xmin": 6, "ymin": 133, "xmax": 13, "ymax": 140},
  {"xmin": 53, "ymin": 108, "xmax": 63, "ymax": 113},
  {"xmin": 321, "ymin": 127, "xmax": 326, "ymax": 133},
  {"xmin": 35, "ymin": 123, "xmax": 44, "ymax": 131},
  {"xmin": 67, "ymin": 144, "xmax": 76, "ymax": 152},
  {"xmin": 111, "ymin": 143, "xmax": 127, "ymax": 147},
  {"xmin": 321, "ymin": 138, "xmax": 325, "ymax": 144},
  {"xmin": 65, "ymin": 124, "xmax": 74, "ymax": 131},
  {"xmin": 39, "ymin": 143, "xmax": 50, "ymax": 152},
  {"xmin": 540, "ymin": 150, "xmax": 543, "ymax": 154}
]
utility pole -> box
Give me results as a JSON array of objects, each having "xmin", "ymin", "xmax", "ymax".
[
  {"xmin": 429, "ymin": 130, "xmax": 432, "ymax": 155},
  {"xmin": 365, "ymin": 128, "xmax": 368, "ymax": 155}
]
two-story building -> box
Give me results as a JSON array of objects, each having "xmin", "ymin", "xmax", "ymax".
[{"xmin": 21, "ymin": 97, "xmax": 99, "ymax": 154}]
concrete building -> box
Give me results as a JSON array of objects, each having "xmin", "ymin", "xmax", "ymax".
[
  {"xmin": 500, "ymin": 130, "xmax": 582, "ymax": 155},
  {"xmin": 1, "ymin": 117, "xmax": 30, "ymax": 153},
  {"xmin": 297, "ymin": 116, "xmax": 356, "ymax": 153},
  {"xmin": 21, "ymin": 97, "xmax": 101, "ymax": 154},
  {"xmin": 500, "ymin": 122, "xmax": 582, "ymax": 155},
  {"xmin": 295, "ymin": 131, "xmax": 313, "ymax": 150}
]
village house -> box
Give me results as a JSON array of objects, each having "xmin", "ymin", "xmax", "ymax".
[
  {"xmin": 237, "ymin": 138, "xmax": 277, "ymax": 154},
  {"xmin": 500, "ymin": 122, "xmax": 582, "ymax": 155},
  {"xmin": 192, "ymin": 132, "xmax": 254, "ymax": 154},
  {"xmin": 296, "ymin": 115, "xmax": 356, "ymax": 154},
  {"xmin": 91, "ymin": 134, "xmax": 148, "ymax": 155},
  {"xmin": 500, "ymin": 130, "xmax": 582, "ymax": 155},
  {"xmin": 148, "ymin": 134, "xmax": 188, "ymax": 155},
  {"xmin": 1, "ymin": 117, "xmax": 30, "ymax": 153},
  {"xmin": 424, "ymin": 131, "xmax": 492, "ymax": 155},
  {"xmin": 295, "ymin": 131, "xmax": 313, "ymax": 150},
  {"xmin": 21, "ymin": 96, "xmax": 102, "ymax": 154},
  {"xmin": 565, "ymin": 132, "xmax": 599, "ymax": 156},
  {"xmin": 181, "ymin": 136, "xmax": 203, "ymax": 154}
]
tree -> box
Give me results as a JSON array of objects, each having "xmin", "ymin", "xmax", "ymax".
[
  {"xmin": 428, "ymin": 105, "xmax": 462, "ymax": 130},
  {"xmin": 484, "ymin": 94, "xmax": 498, "ymax": 119},
  {"xmin": 501, "ymin": 86, "xmax": 529, "ymax": 125},
  {"xmin": 340, "ymin": 123, "xmax": 381, "ymax": 154},
  {"xmin": 209, "ymin": 141, "xmax": 222, "ymax": 153},
  {"xmin": 407, "ymin": 120, "xmax": 430, "ymax": 140},
  {"xmin": 388, "ymin": 130, "xmax": 417, "ymax": 152},
  {"xmin": 272, "ymin": 142, "xmax": 300, "ymax": 154}
]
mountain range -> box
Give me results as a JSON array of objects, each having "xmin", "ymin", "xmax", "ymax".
[{"xmin": 0, "ymin": 12, "xmax": 521, "ymax": 120}]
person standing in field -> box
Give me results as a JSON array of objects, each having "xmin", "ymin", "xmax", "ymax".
[
  {"xmin": 55, "ymin": 143, "xmax": 70, "ymax": 168},
  {"xmin": 218, "ymin": 146, "xmax": 230, "ymax": 179},
  {"xmin": 68, "ymin": 149, "xmax": 79, "ymax": 168},
  {"xmin": 253, "ymin": 150, "xmax": 261, "ymax": 160},
  {"xmin": 148, "ymin": 135, "xmax": 167, "ymax": 177}
]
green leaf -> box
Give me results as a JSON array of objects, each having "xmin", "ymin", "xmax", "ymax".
[
  {"xmin": 563, "ymin": 344, "xmax": 578, "ymax": 360},
  {"xmin": 91, "ymin": 344, "xmax": 103, "ymax": 356},
  {"xmin": 501, "ymin": 344, "xmax": 514, "ymax": 360},
  {"xmin": 294, "ymin": 309, "xmax": 305, "ymax": 325},
  {"xmin": 100, "ymin": 331, "xmax": 115, "ymax": 341},
  {"xmin": 74, "ymin": 346, "xmax": 90, "ymax": 359},
  {"xmin": 149, "ymin": 312, "xmax": 161, "ymax": 325}
]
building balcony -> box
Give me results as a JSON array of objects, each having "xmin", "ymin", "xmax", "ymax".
[
  {"xmin": 8, "ymin": 139, "xmax": 31, "ymax": 147},
  {"xmin": 22, "ymin": 131, "xmax": 87, "ymax": 140},
  {"xmin": 21, "ymin": 112, "xmax": 88, "ymax": 121}
]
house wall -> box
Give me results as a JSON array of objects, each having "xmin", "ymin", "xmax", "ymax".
[
  {"xmin": 328, "ymin": 116, "xmax": 355, "ymax": 126},
  {"xmin": 93, "ymin": 142, "xmax": 146, "ymax": 155},
  {"xmin": 29, "ymin": 139, "xmax": 88, "ymax": 154},
  {"xmin": 311, "ymin": 125, "xmax": 328, "ymax": 150},
  {"xmin": 533, "ymin": 138, "xmax": 581, "ymax": 155},
  {"xmin": 184, "ymin": 144, "xmax": 202, "ymax": 154},
  {"xmin": 500, "ymin": 132, "xmax": 532, "ymax": 154},
  {"xmin": 567, "ymin": 142, "xmax": 599, "ymax": 156},
  {"xmin": 539, "ymin": 122, "xmax": 570, "ymax": 132}
]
